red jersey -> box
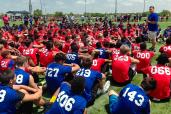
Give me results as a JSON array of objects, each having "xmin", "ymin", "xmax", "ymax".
[
  {"xmin": 131, "ymin": 43, "xmax": 140, "ymax": 51},
  {"xmin": 0, "ymin": 59, "xmax": 15, "ymax": 71},
  {"xmin": 39, "ymin": 48, "xmax": 54, "ymax": 67},
  {"xmin": 21, "ymin": 47, "xmax": 38, "ymax": 65},
  {"xmin": 133, "ymin": 50, "xmax": 154, "ymax": 72},
  {"xmin": 142, "ymin": 65, "xmax": 171, "ymax": 100},
  {"xmin": 159, "ymin": 45, "xmax": 171, "ymax": 57},
  {"xmin": 91, "ymin": 58, "xmax": 105, "ymax": 72},
  {"xmin": 62, "ymin": 42, "xmax": 70, "ymax": 53},
  {"xmin": 112, "ymin": 54, "xmax": 131, "ymax": 83}
]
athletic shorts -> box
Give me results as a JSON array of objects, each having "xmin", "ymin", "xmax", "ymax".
[
  {"xmin": 109, "ymin": 95, "xmax": 119, "ymax": 113},
  {"xmin": 148, "ymin": 31, "xmax": 157, "ymax": 40}
]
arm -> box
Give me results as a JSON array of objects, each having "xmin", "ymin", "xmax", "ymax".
[
  {"xmin": 28, "ymin": 66, "xmax": 46, "ymax": 73},
  {"xmin": 22, "ymin": 87, "xmax": 42, "ymax": 102},
  {"xmin": 13, "ymin": 85, "xmax": 37, "ymax": 93},
  {"xmin": 29, "ymin": 75, "xmax": 38, "ymax": 89},
  {"xmin": 130, "ymin": 57, "xmax": 140, "ymax": 64},
  {"xmin": 71, "ymin": 64, "xmax": 80, "ymax": 72},
  {"xmin": 108, "ymin": 90, "xmax": 119, "ymax": 97}
]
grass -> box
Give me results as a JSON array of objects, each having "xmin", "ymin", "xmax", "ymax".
[{"xmin": 0, "ymin": 19, "xmax": 171, "ymax": 114}]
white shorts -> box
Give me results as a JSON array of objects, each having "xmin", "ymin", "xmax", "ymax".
[{"xmin": 148, "ymin": 31, "xmax": 157, "ymax": 40}]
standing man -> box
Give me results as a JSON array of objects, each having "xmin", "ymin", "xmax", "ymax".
[
  {"xmin": 147, "ymin": 6, "xmax": 159, "ymax": 52},
  {"xmin": 2, "ymin": 14, "xmax": 9, "ymax": 27}
]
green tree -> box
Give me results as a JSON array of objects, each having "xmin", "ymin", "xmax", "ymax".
[
  {"xmin": 160, "ymin": 10, "xmax": 171, "ymax": 16},
  {"xmin": 54, "ymin": 11, "xmax": 63, "ymax": 17},
  {"xmin": 33, "ymin": 9, "xmax": 42, "ymax": 16}
]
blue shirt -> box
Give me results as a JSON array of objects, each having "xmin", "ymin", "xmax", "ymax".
[
  {"xmin": 46, "ymin": 62, "xmax": 72, "ymax": 93},
  {"xmin": 75, "ymin": 68, "xmax": 102, "ymax": 102},
  {"xmin": 111, "ymin": 84, "xmax": 150, "ymax": 114},
  {"xmin": 97, "ymin": 48, "xmax": 109, "ymax": 59},
  {"xmin": 14, "ymin": 68, "xmax": 30, "ymax": 86},
  {"xmin": 148, "ymin": 13, "xmax": 158, "ymax": 31},
  {"xmin": 66, "ymin": 52, "xmax": 80, "ymax": 65},
  {"xmin": 46, "ymin": 83, "xmax": 87, "ymax": 114},
  {"xmin": 0, "ymin": 85, "xmax": 24, "ymax": 114}
]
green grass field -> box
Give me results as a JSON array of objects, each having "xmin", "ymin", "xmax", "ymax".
[{"xmin": 0, "ymin": 19, "xmax": 171, "ymax": 114}]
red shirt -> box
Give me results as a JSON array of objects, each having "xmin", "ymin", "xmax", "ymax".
[
  {"xmin": 2, "ymin": 16, "xmax": 9, "ymax": 24},
  {"xmin": 133, "ymin": 50, "xmax": 154, "ymax": 72},
  {"xmin": 21, "ymin": 47, "xmax": 38, "ymax": 65},
  {"xmin": 131, "ymin": 43, "xmax": 140, "ymax": 51},
  {"xmin": 112, "ymin": 54, "xmax": 131, "ymax": 83},
  {"xmin": 159, "ymin": 45, "xmax": 171, "ymax": 57},
  {"xmin": 62, "ymin": 42, "xmax": 70, "ymax": 53},
  {"xmin": 91, "ymin": 58, "xmax": 105, "ymax": 72},
  {"xmin": 142, "ymin": 65, "xmax": 171, "ymax": 100},
  {"xmin": 39, "ymin": 48, "xmax": 54, "ymax": 67}
]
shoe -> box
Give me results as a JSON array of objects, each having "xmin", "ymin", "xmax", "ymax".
[
  {"xmin": 96, "ymin": 81, "xmax": 111, "ymax": 95},
  {"xmin": 103, "ymin": 80, "xmax": 111, "ymax": 93}
]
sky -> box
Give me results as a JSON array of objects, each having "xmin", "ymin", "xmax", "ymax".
[{"xmin": 0, "ymin": 0, "xmax": 171, "ymax": 14}]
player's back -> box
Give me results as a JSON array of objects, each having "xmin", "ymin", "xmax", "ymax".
[
  {"xmin": 46, "ymin": 62, "xmax": 72, "ymax": 94},
  {"xmin": 0, "ymin": 85, "xmax": 22, "ymax": 114},
  {"xmin": 46, "ymin": 83, "xmax": 87, "ymax": 114},
  {"xmin": 14, "ymin": 68, "xmax": 30, "ymax": 86},
  {"xmin": 66, "ymin": 52, "xmax": 80, "ymax": 65},
  {"xmin": 112, "ymin": 84, "xmax": 150, "ymax": 114}
]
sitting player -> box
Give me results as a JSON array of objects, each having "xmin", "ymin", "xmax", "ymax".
[
  {"xmin": 159, "ymin": 38, "xmax": 171, "ymax": 57},
  {"xmin": 108, "ymin": 77, "xmax": 156, "ymax": 114},
  {"xmin": 0, "ymin": 50, "xmax": 15, "ymax": 72},
  {"xmin": 112, "ymin": 45, "xmax": 139, "ymax": 85},
  {"xmin": 142, "ymin": 54, "xmax": 171, "ymax": 101},
  {"xmin": 39, "ymin": 41, "xmax": 58, "ymax": 67},
  {"xmin": 45, "ymin": 52, "xmax": 80, "ymax": 95},
  {"xmin": 91, "ymin": 51, "xmax": 111, "ymax": 73},
  {"xmin": 46, "ymin": 77, "xmax": 87, "ymax": 114},
  {"xmin": 133, "ymin": 42, "xmax": 155, "ymax": 73},
  {"xmin": 65, "ymin": 43, "xmax": 80, "ymax": 65},
  {"xmin": 0, "ymin": 70, "xmax": 43, "ymax": 114},
  {"xmin": 76, "ymin": 58, "xmax": 110, "ymax": 107}
]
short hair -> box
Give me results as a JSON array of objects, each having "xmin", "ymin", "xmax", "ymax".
[
  {"xmin": 140, "ymin": 42, "xmax": 147, "ymax": 50},
  {"xmin": 166, "ymin": 38, "xmax": 171, "ymax": 45},
  {"xmin": 1, "ymin": 50, "xmax": 10, "ymax": 58},
  {"xmin": 54, "ymin": 53, "xmax": 66, "ymax": 63},
  {"xmin": 16, "ymin": 56, "xmax": 27, "ymax": 67},
  {"xmin": 71, "ymin": 76, "xmax": 85, "ymax": 94},
  {"xmin": 71, "ymin": 43, "xmax": 78, "ymax": 53},
  {"xmin": 81, "ymin": 58, "xmax": 93, "ymax": 69},
  {"xmin": 135, "ymin": 37, "xmax": 141, "ymax": 43},
  {"xmin": 120, "ymin": 45, "xmax": 130, "ymax": 55},
  {"xmin": 46, "ymin": 41, "xmax": 53, "ymax": 50},
  {"xmin": 24, "ymin": 39, "xmax": 32, "ymax": 47},
  {"xmin": 0, "ymin": 70, "xmax": 15, "ymax": 85},
  {"xmin": 141, "ymin": 77, "xmax": 156, "ymax": 92},
  {"xmin": 96, "ymin": 42, "xmax": 102, "ymax": 49},
  {"xmin": 149, "ymin": 6, "xmax": 155, "ymax": 9},
  {"xmin": 115, "ymin": 41, "xmax": 122, "ymax": 48},
  {"xmin": 156, "ymin": 53, "xmax": 169, "ymax": 65}
]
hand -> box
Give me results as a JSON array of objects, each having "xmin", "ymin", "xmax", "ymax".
[{"xmin": 108, "ymin": 90, "xmax": 118, "ymax": 96}]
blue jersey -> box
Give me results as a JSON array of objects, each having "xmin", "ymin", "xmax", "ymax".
[
  {"xmin": 98, "ymin": 48, "xmax": 109, "ymax": 59},
  {"xmin": 75, "ymin": 68, "xmax": 102, "ymax": 102},
  {"xmin": 111, "ymin": 84, "xmax": 150, "ymax": 114},
  {"xmin": 66, "ymin": 53, "xmax": 80, "ymax": 65},
  {"xmin": 46, "ymin": 62, "xmax": 72, "ymax": 93},
  {"xmin": 0, "ymin": 85, "xmax": 24, "ymax": 114},
  {"xmin": 148, "ymin": 13, "xmax": 158, "ymax": 31},
  {"xmin": 14, "ymin": 68, "xmax": 30, "ymax": 86},
  {"xmin": 46, "ymin": 83, "xmax": 87, "ymax": 114}
]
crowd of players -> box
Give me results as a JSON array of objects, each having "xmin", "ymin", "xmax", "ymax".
[{"xmin": 0, "ymin": 6, "xmax": 171, "ymax": 114}]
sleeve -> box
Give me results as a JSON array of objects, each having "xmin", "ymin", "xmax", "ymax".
[
  {"xmin": 159, "ymin": 46, "xmax": 164, "ymax": 53},
  {"xmin": 150, "ymin": 52, "xmax": 155, "ymax": 57},
  {"xmin": 154, "ymin": 14, "xmax": 159, "ymax": 22},
  {"xmin": 12, "ymin": 90, "xmax": 25, "ymax": 103},
  {"xmin": 62, "ymin": 66, "xmax": 72, "ymax": 73},
  {"xmin": 8, "ymin": 60, "xmax": 15, "ymax": 69}
]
